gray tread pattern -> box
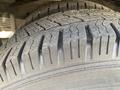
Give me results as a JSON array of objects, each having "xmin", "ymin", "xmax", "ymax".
[{"xmin": 0, "ymin": 9, "xmax": 120, "ymax": 89}]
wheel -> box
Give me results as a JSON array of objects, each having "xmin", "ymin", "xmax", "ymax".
[{"xmin": 0, "ymin": 1, "xmax": 120, "ymax": 90}]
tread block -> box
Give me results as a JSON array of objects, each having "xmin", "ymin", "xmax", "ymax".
[
  {"xmin": 16, "ymin": 28, "xmax": 29, "ymax": 41},
  {"xmin": 24, "ymin": 25, "xmax": 36, "ymax": 35},
  {"xmin": 9, "ymin": 41, "xmax": 26, "ymax": 77},
  {"xmin": 48, "ymin": 12, "xmax": 66, "ymax": 21},
  {"xmin": 7, "ymin": 35, "xmax": 16, "ymax": 47},
  {"xmin": 5, "ymin": 44, "xmax": 18, "ymax": 79},
  {"xmin": 0, "ymin": 47, "xmax": 12, "ymax": 82},
  {"xmin": 29, "ymin": 22, "xmax": 44, "ymax": 32},
  {"xmin": 37, "ymin": 19, "xmax": 58, "ymax": 30},
  {"xmin": 6, "ymin": 41, "xmax": 25, "ymax": 79},
  {"xmin": 81, "ymin": 15, "xmax": 103, "ymax": 21},
  {"xmin": 42, "ymin": 32, "xmax": 52, "ymax": 66},
  {"xmin": 77, "ymin": 23, "xmax": 87, "ymax": 62},
  {"xmin": 96, "ymin": 20, "xmax": 109, "ymax": 60},
  {"xmin": 103, "ymin": 20, "xmax": 116, "ymax": 59},
  {"xmin": 87, "ymin": 20, "xmax": 116, "ymax": 61},
  {"xmin": 109, "ymin": 20, "xmax": 120, "ymax": 58},
  {"xmin": 70, "ymin": 25, "xmax": 79, "ymax": 60},
  {"xmin": 88, "ymin": 21, "xmax": 100, "ymax": 61},
  {"xmin": 49, "ymin": 31, "xmax": 59, "ymax": 65},
  {"xmin": 22, "ymin": 38, "xmax": 34, "ymax": 73},
  {"xmin": 102, "ymin": 15, "xmax": 118, "ymax": 20},
  {"xmin": 52, "ymin": 16, "xmax": 80, "ymax": 25},
  {"xmin": 29, "ymin": 34, "xmax": 43, "ymax": 70}
]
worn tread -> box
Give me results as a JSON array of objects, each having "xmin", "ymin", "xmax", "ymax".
[{"xmin": 0, "ymin": 8, "xmax": 120, "ymax": 89}]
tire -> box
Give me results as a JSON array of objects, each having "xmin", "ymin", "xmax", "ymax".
[{"xmin": 0, "ymin": 1, "xmax": 120, "ymax": 90}]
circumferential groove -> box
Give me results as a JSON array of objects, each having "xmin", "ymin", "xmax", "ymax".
[
  {"xmin": 70, "ymin": 41, "xmax": 73, "ymax": 60},
  {"xmin": 106, "ymin": 35, "xmax": 110, "ymax": 54},
  {"xmin": 58, "ymin": 30, "xmax": 64, "ymax": 63},
  {"xmin": 39, "ymin": 35, "xmax": 45, "ymax": 65},
  {"xmin": 85, "ymin": 25, "xmax": 93, "ymax": 59},
  {"xmin": 58, "ymin": 30, "xmax": 63, "ymax": 50}
]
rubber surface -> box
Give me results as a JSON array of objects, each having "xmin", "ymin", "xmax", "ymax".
[
  {"xmin": 25, "ymin": 0, "xmax": 110, "ymax": 23},
  {"xmin": 0, "ymin": 0, "xmax": 120, "ymax": 89}
]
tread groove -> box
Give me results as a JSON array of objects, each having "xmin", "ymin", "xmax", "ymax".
[
  {"xmin": 35, "ymin": 22, "xmax": 46, "ymax": 30},
  {"xmin": 0, "ymin": 7, "xmax": 120, "ymax": 87},
  {"xmin": 24, "ymin": 29, "xmax": 30, "ymax": 36},
  {"xmin": 70, "ymin": 41, "xmax": 73, "ymax": 60},
  {"xmin": 48, "ymin": 47, "xmax": 53, "ymax": 64},
  {"xmin": 106, "ymin": 35, "xmax": 110, "ymax": 54},
  {"xmin": 10, "ymin": 60, "xmax": 17, "ymax": 76},
  {"xmin": 99, "ymin": 36, "xmax": 102, "ymax": 55},
  {"xmin": 28, "ymin": 53, "xmax": 34, "ymax": 70},
  {"xmin": 0, "ymin": 74, "xmax": 4, "ymax": 82},
  {"xmin": 28, "ymin": 40, "xmax": 35, "ymax": 70},
  {"xmin": 85, "ymin": 25, "xmax": 93, "ymax": 59},
  {"xmin": 39, "ymin": 35, "xmax": 45, "ymax": 65}
]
